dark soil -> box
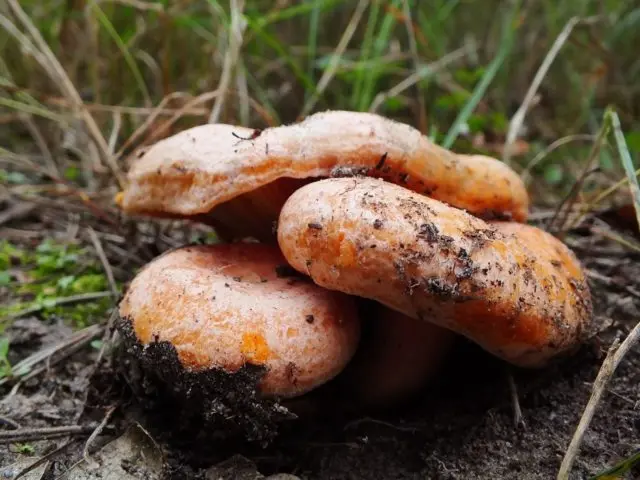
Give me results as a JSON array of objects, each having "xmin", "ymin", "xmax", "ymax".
[{"xmin": 1, "ymin": 213, "xmax": 639, "ymax": 480}]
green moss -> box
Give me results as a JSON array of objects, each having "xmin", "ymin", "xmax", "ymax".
[{"xmin": 1, "ymin": 239, "xmax": 117, "ymax": 329}]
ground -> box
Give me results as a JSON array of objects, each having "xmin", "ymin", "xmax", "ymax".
[{"xmin": 0, "ymin": 206, "xmax": 638, "ymax": 480}]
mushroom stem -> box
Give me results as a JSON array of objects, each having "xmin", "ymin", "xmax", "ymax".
[{"xmin": 344, "ymin": 304, "xmax": 456, "ymax": 407}]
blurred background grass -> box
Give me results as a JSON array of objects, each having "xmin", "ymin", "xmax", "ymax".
[{"xmin": 1, "ymin": 0, "xmax": 639, "ymax": 208}]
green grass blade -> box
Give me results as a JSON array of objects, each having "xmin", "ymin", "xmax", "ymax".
[
  {"xmin": 441, "ymin": 48, "xmax": 510, "ymax": 149},
  {"xmin": 245, "ymin": 69, "xmax": 280, "ymax": 125},
  {"xmin": 306, "ymin": 0, "xmax": 321, "ymax": 96},
  {"xmin": 359, "ymin": 0, "xmax": 402, "ymax": 111},
  {"xmin": 441, "ymin": 1, "xmax": 521, "ymax": 149},
  {"xmin": 0, "ymin": 97, "xmax": 68, "ymax": 123},
  {"xmin": 256, "ymin": 0, "xmax": 343, "ymax": 28},
  {"xmin": 173, "ymin": 14, "xmax": 218, "ymax": 44},
  {"xmin": 417, "ymin": 8, "xmax": 443, "ymax": 57},
  {"xmin": 589, "ymin": 449, "xmax": 640, "ymax": 480},
  {"xmin": 0, "ymin": 62, "xmax": 43, "ymax": 108},
  {"xmin": 90, "ymin": 0, "xmax": 152, "ymax": 105},
  {"xmin": 350, "ymin": 1, "xmax": 381, "ymax": 108},
  {"xmin": 245, "ymin": 15, "xmax": 316, "ymax": 95},
  {"xmin": 609, "ymin": 107, "xmax": 640, "ymax": 230},
  {"xmin": 437, "ymin": 0, "xmax": 461, "ymax": 23}
]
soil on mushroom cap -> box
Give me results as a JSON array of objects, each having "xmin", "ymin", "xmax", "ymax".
[{"xmin": 114, "ymin": 315, "xmax": 295, "ymax": 446}]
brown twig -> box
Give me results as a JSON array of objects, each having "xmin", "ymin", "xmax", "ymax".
[
  {"xmin": 114, "ymin": 92, "xmax": 194, "ymax": 158},
  {"xmin": 0, "ymin": 324, "xmax": 104, "ymax": 388},
  {"xmin": 18, "ymin": 330, "xmax": 104, "ymax": 385},
  {"xmin": 344, "ymin": 417, "xmax": 420, "ymax": 433},
  {"xmin": 547, "ymin": 113, "xmax": 612, "ymax": 237},
  {"xmin": 0, "ymin": 424, "xmax": 98, "ymax": 444},
  {"xmin": 91, "ymin": 308, "xmax": 119, "ymax": 373},
  {"xmin": 0, "ymin": 151, "xmax": 118, "ymax": 226},
  {"xmin": 13, "ymin": 440, "xmax": 76, "ymax": 480},
  {"xmin": 503, "ymin": 15, "xmax": 601, "ymax": 166},
  {"xmin": 0, "ymin": 202, "xmax": 36, "ymax": 226},
  {"xmin": 0, "ymin": 415, "xmax": 21, "ymax": 429},
  {"xmin": 507, "ymin": 370, "xmax": 526, "ymax": 428},
  {"xmin": 87, "ymin": 227, "xmax": 119, "ymax": 297},
  {"xmin": 1, "ymin": 292, "xmax": 114, "ymax": 324},
  {"xmin": 83, "ymin": 404, "xmax": 118, "ymax": 467},
  {"xmin": 209, "ymin": 0, "xmax": 246, "ymax": 123},
  {"xmin": 19, "ymin": 113, "xmax": 59, "ymax": 177}
]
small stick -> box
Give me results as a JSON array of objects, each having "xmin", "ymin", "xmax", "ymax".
[
  {"xmin": 13, "ymin": 439, "xmax": 75, "ymax": 480},
  {"xmin": 0, "ymin": 415, "xmax": 21, "ymax": 429},
  {"xmin": 94, "ymin": 308, "xmax": 118, "ymax": 367},
  {"xmin": 344, "ymin": 417, "xmax": 419, "ymax": 433},
  {"xmin": 557, "ymin": 320, "xmax": 640, "ymax": 480},
  {"xmin": 503, "ymin": 16, "xmax": 599, "ymax": 166},
  {"xmin": 1, "ymin": 291, "xmax": 114, "ymax": 323},
  {"xmin": 83, "ymin": 405, "xmax": 117, "ymax": 467},
  {"xmin": 209, "ymin": 0, "xmax": 246, "ymax": 123},
  {"xmin": 19, "ymin": 330, "xmax": 104, "ymax": 384},
  {"xmin": 507, "ymin": 370, "xmax": 526, "ymax": 428},
  {"xmin": 87, "ymin": 227, "xmax": 119, "ymax": 297},
  {"xmin": 0, "ymin": 202, "xmax": 36, "ymax": 226},
  {"xmin": 0, "ymin": 324, "xmax": 103, "ymax": 387},
  {"xmin": 0, "ymin": 424, "xmax": 97, "ymax": 444}
]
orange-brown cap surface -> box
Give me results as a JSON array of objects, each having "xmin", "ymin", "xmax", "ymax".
[
  {"xmin": 276, "ymin": 177, "xmax": 592, "ymax": 367},
  {"xmin": 118, "ymin": 243, "xmax": 361, "ymax": 398},
  {"xmin": 116, "ymin": 110, "xmax": 529, "ymax": 240}
]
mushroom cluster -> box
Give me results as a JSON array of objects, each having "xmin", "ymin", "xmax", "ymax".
[{"xmin": 114, "ymin": 110, "xmax": 593, "ymax": 438}]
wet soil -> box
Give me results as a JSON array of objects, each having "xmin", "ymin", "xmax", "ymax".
[{"xmin": 1, "ymin": 217, "xmax": 639, "ymax": 480}]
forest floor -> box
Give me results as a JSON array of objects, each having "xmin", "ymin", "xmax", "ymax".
[{"xmin": 0, "ymin": 201, "xmax": 638, "ymax": 480}]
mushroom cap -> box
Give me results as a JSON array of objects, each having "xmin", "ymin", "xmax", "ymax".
[
  {"xmin": 276, "ymin": 177, "xmax": 592, "ymax": 367},
  {"xmin": 118, "ymin": 243, "xmax": 361, "ymax": 398},
  {"xmin": 116, "ymin": 110, "xmax": 529, "ymax": 240}
]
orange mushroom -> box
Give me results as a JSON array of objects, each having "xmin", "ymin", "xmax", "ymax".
[
  {"xmin": 114, "ymin": 110, "xmax": 593, "ymax": 419},
  {"xmin": 115, "ymin": 110, "xmax": 529, "ymax": 241},
  {"xmin": 118, "ymin": 242, "xmax": 361, "ymax": 398},
  {"xmin": 276, "ymin": 177, "xmax": 593, "ymax": 368}
]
